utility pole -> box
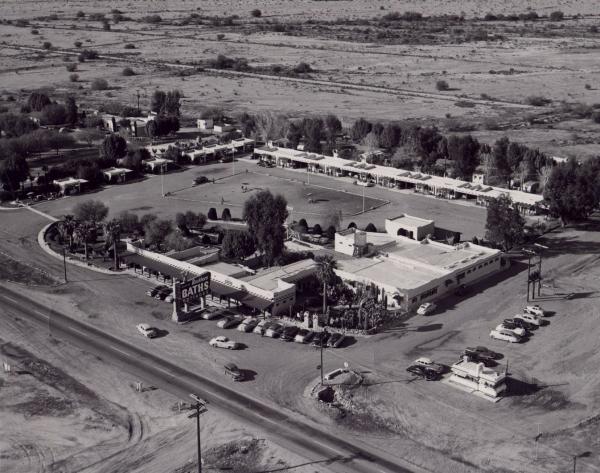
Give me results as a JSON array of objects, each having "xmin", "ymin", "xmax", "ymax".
[
  {"xmin": 231, "ymin": 144, "xmax": 235, "ymax": 176},
  {"xmin": 189, "ymin": 394, "xmax": 207, "ymax": 473},
  {"xmin": 362, "ymin": 185, "xmax": 365, "ymax": 214},
  {"xmin": 161, "ymin": 165, "xmax": 165, "ymax": 197},
  {"xmin": 320, "ymin": 328, "xmax": 329, "ymax": 385},
  {"xmin": 62, "ymin": 246, "xmax": 68, "ymax": 283},
  {"xmin": 136, "ymin": 89, "xmax": 141, "ymax": 114}
]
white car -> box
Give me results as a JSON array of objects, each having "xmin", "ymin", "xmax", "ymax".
[
  {"xmin": 417, "ymin": 302, "xmax": 436, "ymax": 315},
  {"xmin": 490, "ymin": 329, "xmax": 521, "ymax": 343},
  {"xmin": 357, "ymin": 180, "xmax": 375, "ymax": 187},
  {"xmin": 136, "ymin": 323, "xmax": 158, "ymax": 338},
  {"xmin": 524, "ymin": 305, "xmax": 545, "ymax": 317},
  {"xmin": 414, "ymin": 357, "xmax": 444, "ymax": 374},
  {"xmin": 495, "ymin": 324, "xmax": 526, "ymax": 338},
  {"xmin": 209, "ymin": 336, "xmax": 240, "ymax": 350},
  {"xmin": 201, "ymin": 307, "xmax": 222, "ymax": 320},
  {"xmin": 514, "ymin": 312, "xmax": 542, "ymax": 326}
]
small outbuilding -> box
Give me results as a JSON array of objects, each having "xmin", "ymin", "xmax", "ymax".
[
  {"xmin": 103, "ymin": 167, "xmax": 133, "ymax": 183},
  {"xmin": 53, "ymin": 177, "xmax": 88, "ymax": 196}
]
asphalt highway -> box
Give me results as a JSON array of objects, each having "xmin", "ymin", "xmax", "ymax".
[{"xmin": 0, "ymin": 284, "xmax": 423, "ymax": 473}]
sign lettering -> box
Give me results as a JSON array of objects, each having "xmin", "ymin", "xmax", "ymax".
[{"xmin": 176, "ymin": 272, "xmax": 211, "ymax": 302}]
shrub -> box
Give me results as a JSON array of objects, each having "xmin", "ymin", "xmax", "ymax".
[
  {"xmin": 585, "ymin": 84, "xmax": 592, "ymax": 90},
  {"xmin": 122, "ymin": 67, "xmax": 135, "ymax": 76},
  {"xmin": 549, "ymin": 11, "xmax": 564, "ymax": 21},
  {"xmin": 142, "ymin": 14, "xmax": 162, "ymax": 24},
  {"xmin": 221, "ymin": 208, "xmax": 231, "ymax": 221},
  {"xmin": 102, "ymin": 20, "xmax": 110, "ymax": 31},
  {"xmin": 208, "ymin": 208, "xmax": 218, "ymax": 220},
  {"xmin": 31, "ymin": 29, "xmax": 39, "ymax": 35},
  {"xmin": 525, "ymin": 95, "xmax": 551, "ymax": 106},
  {"xmin": 293, "ymin": 62, "xmax": 312, "ymax": 74},
  {"xmin": 124, "ymin": 43, "xmax": 135, "ymax": 49},
  {"xmin": 592, "ymin": 111, "xmax": 600, "ymax": 124},
  {"xmin": 91, "ymin": 78, "xmax": 109, "ymax": 90},
  {"xmin": 42, "ymin": 41, "xmax": 52, "ymax": 50},
  {"xmin": 312, "ymin": 223, "xmax": 322, "ymax": 234},
  {"xmin": 74, "ymin": 41, "xmax": 82, "ymax": 48},
  {"xmin": 66, "ymin": 63, "xmax": 77, "ymax": 72},
  {"xmin": 436, "ymin": 80, "xmax": 449, "ymax": 91},
  {"xmin": 364, "ymin": 223, "xmax": 377, "ymax": 232},
  {"xmin": 69, "ymin": 73, "xmax": 79, "ymax": 82},
  {"xmin": 251, "ymin": 9, "xmax": 262, "ymax": 18},
  {"xmin": 76, "ymin": 11, "xmax": 85, "ymax": 18}
]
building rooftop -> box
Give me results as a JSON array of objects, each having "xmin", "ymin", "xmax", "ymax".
[
  {"xmin": 241, "ymin": 259, "xmax": 317, "ymax": 291},
  {"xmin": 337, "ymin": 256, "xmax": 443, "ymax": 291},
  {"xmin": 103, "ymin": 167, "xmax": 133, "ymax": 176},
  {"xmin": 203, "ymin": 261, "xmax": 251, "ymax": 278},
  {"xmin": 387, "ymin": 214, "xmax": 434, "ymax": 228}
]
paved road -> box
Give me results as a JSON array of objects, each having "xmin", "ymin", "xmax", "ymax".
[{"xmin": 0, "ymin": 284, "xmax": 422, "ymax": 473}]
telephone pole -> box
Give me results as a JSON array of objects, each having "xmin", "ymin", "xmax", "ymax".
[{"xmin": 189, "ymin": 394, "xmax": 207, "ymax": 473}]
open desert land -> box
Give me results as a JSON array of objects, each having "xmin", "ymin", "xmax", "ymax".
[{"xmin": 1, "ymin": 0, "xmax": 600, "ymax": 158}]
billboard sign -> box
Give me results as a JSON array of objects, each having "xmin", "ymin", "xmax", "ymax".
[{"xmin": 176, "ymin": 272, "xmax": 211, "ymax": 302}]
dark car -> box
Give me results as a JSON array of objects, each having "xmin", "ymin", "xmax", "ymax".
[
  {"xmin": 454, "ymin": 284, "xmax": 469, "ymax": 296},
  {"xmin": 224, "ymin": 362, "xmax": 244, "ymax": 381},
  {"xmin": 463, "ymin": 346, "xmax": 501, "ymax": 366},
  {"xmin": 406, "ymin": 365, "xmax": 440, "ymax": 381},
  {"xmin": 257, "ymin": 160, "xmax": 266, "ymax": 167},
  {"xmin": 154, "ymin": 286, "xmax": 172, "ymax": 300},
  {"xmin": 504, "ymin": 318, "xmax": 535, "ymax": 331},
  {"xmin": 328, "ymin": 332, "xmax": 344, "ymax": 348},
  {"xmin": 193, "ymin": 176, "xmax": 209, "ymax": 185},
  {"xmin": 281, "ymin": 326, "xmax": 299, "ymax": 341},
  {"xmin": 146, "ymin": 284, "xmax": 168, "ymax": 297},
  {"xmin": 312, "ymin": 331, "xmax": 331, "ymax": 348}
]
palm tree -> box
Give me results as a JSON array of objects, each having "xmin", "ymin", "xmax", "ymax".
[
  {"xmin": 103, "ymin": 219, "xmax": 121, "ymax": 269},
  {"xmin": 74, "ymin": 222, "xmax": 96, "ymax": 260},
  {"xmin": 315, "ymin": 255, "xmax": 337, "ymax": 318},
  {"xmin": 57, "ymin": 214, "xmax": 77, "ymax": 249}
]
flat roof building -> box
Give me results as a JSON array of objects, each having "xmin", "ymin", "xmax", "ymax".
[
  {"xmin": 385, "ymin": 214, "xmax": 435, "ymax": 241},
  {"xmin": 334, "ymin": 221, "xmax": 504, "ymax": 310}
]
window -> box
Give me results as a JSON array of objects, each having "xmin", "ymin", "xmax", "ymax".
[
  {"xmin": 457, "ymin": 272, "xmax": 465, "ymax": 281},
  {"xmin": 419, "ymin": 287, "xmax": 438, "ymax": 300}
]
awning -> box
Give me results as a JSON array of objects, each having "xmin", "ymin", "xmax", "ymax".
[
  {"xmin": 210, "ymin": 281, "xmax": 272, "ymax": 311},
  {"xmin": 122, "ymin": 253, "xmax": 180, "ymax": 279}
]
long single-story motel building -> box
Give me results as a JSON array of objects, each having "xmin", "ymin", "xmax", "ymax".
[{"xmin": 253, "ymin": 146, "xmax": 544, "ymax": 213}]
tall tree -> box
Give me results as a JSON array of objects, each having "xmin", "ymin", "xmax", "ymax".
[
  {"xmin": 379, "ymin": 124, "xmax": 400, "ymax": 149},
  {"xmin": 324, "ymin": 114, "xmax": 342, "ymax": 147},
  {"xmin": 74, "ymin": 221, "xmax": 97, "ymax": 260},
  {"xmin": 102, "ymin": 134, "xmax": 127, "ymax": 161},
  {"xmin": 150, "ymin": 90, "xmax": 167, "ymax": 114},
  {"xmin": 544, "ymin": 160, "xmax": 599, "ymax": 226},
  {"xmin": 221, "ymin": 230, "xmax": 256, "ymax": 260},
  {"xmin": 243, "ymin": 190, "xmax": 288, "ymax": 267},
  {"xmin": 73, "ymin": 199, "xmax": 109, "ymax": 223},
  {"xmin": 255, "ymin": 112, "xmax": 289, "ymax": 142},
  {"xmin": 493, "ymin": 137, "xmax": 511, "ymax": 185},
  {"xmin": 447, "ymin": 134, "xmax": 480, "ymax": 180},
  {"xmin": 484, "ymin": 195, "xmax": 525, "ymax": 251},
  {"xmin": 302, "ymin": 117, "xmax": 323, "ymax": 153},
  {"xmin": 103, "ymin": 219, "xmax": 121, "ymax": 268},
  {"xmin": 65, "ymin": 96, "xmax": 78, "ymax": 126},
  {"xmin": 350, "ymin": 117, "xmax": 372, "ymax": 142},
  {"xmin": 27, "ymin": 92, "xmax": 51, "ymax": 112},
  {"xmin": 315, "ymin": 254, "xmax": 338, "ymax": 317},
  {"xmin": 0, "ymin": 153, "xmax": 29, "ymax": 196}
]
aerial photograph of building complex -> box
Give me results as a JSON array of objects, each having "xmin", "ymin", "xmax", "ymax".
[{"xmin": 0, "ymin": 1, "xmax": 599, "ymax": 472}]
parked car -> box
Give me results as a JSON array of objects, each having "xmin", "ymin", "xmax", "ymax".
[
  {"xmin": 490, "ymin": 329, "xmax": 521, "ymax": 343},
  {"xmin": 265, "ymin": 323, "xmax": 284, "ymax": 338},
  {"xmin": 414, "ymin": 357, "xmax": 445, "ymax": 374},
  {"xmin": 253, "ymin": 320, "xmax": 272, "ymax": 335},
  {"xmin": 454, "ymin": 284, "xmax": 469, "ymax": 296},
  {"xmin": 406, "ymin": 365, "xmax": 440, "ymax": 381},
  {"xmin": 514, "ymin": 312, "xmax": 542, "ymax": 326},
  {"xmin": 327, "ymin": 332, "xmax": 344, "ymax": 348},
  {"xmin": 146, "ymin": 284, "xmax": 168, "ymax": 297},
  {"xmin": 524, "ymin": 305, "xmax": 546, "ymax": 317},
  {"xmin": 357, "ymin": 180, "xmax": 375, "ymax": 187},
  {"xmin": 312, "ymin": 331, "xmax": 331, "ymax": 347},
  {"xmin": 495, "ymin": 323, "xmax": 527, "ymax": 338},
  {"xmin": 164, "ymin": 294, "xmax": 174, "ymax": 303},
  {"xmin": 154, "ymin": 286, "xmax": 172, "ymax": 300},
  {"xmin": 417, "ymin": 302, "xmax": 436, "ymax": 315},
  {"xmin": 201, "ymin": 307, "xmax": 222, "ymax": 320},
  {"xmin": 193, "ymin": 176, "xmax": 209, "ymax": 185},
  {"xmin": 463, "ymin": 346, "xmax": 500, "ymax": 362},
  {"xmin": 136, "ymin": 323, "xmax": 158, "ymax": 338},
  {"xmin": 224, "ymin": 362, "xmax": 244, "ymax": 381},
  {"xmin": 209, "ymin": 336, "xmax": 240, "ymax": 350},
  {"xmin": 281, "ymin": 326, "xmax": 299, "ymax": 341},
  {"xmin": 294, "ymin": 329, "xmax": 315, "ymax": 344},
  {"xmin": 217, "ymin": 316, "xmax": 242, "ymax": 329},
  {"xmin": 237, "ymin": 319, "xmax": 259, "ymax": 332},
  {"xmin": 503, "ymin": 318, "xmax": 535, "ymax": 331}
]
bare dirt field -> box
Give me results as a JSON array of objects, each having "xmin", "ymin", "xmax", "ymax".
[{"xmin": 2, "ymin": 0, "xmax": 600, "ymax": 158}]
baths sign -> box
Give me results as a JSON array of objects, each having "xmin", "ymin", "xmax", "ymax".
[{"xmin": 176, "ymin": 272, "xmax": 211, "ymax": 302}]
